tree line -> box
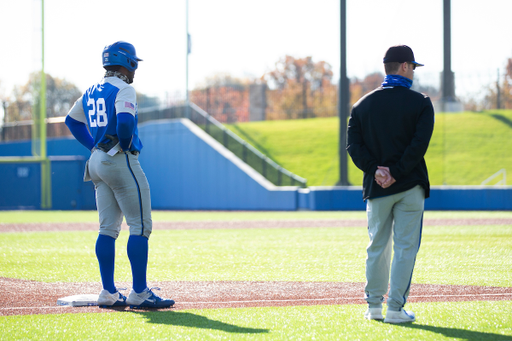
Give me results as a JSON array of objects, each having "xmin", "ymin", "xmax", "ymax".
[
  {"xmin": 2, "ymin": 55, "xmax": 511, "ymax": 128},
  {"xmin": 0, "ymin": 72, "xmax": 160, "ymax": 128},
  {"xmin": 190, "ymin": 55, "xmax": 440, "ymax": 122}
]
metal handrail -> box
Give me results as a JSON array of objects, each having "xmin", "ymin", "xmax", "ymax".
[
  {"xmin": 481, "ymin": 169, "xmax": 507, "ymax": 186},
  {"xmin": 189, "ymin": 103, "xmax": 307, "ymax": 186}
]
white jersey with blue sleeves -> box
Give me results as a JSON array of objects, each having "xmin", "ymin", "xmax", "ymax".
[{"xmin": 68, "ymin": 76, "xmax": 142, "ymax": 152}]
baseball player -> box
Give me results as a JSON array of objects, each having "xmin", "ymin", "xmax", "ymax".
[{"xmin": 65, "ymin": 41, "xmax": 174, "ymax": 309}]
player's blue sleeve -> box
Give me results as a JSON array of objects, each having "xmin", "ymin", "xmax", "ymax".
[
  {"xmin": 117, "ymin": 112, "xmax": 135, "ymax": 151},
  {"xmin": 65, "ymin": 116, "xmax": 95, "ymax": 151}
]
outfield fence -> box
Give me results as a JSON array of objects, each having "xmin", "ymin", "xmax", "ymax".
[{"xmin": 0, "ymin": 103, "xmax": 307, "ymax": 187}]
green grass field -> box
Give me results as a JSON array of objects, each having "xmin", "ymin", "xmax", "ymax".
[
  {"xmin": 227, "ymin": 110, "xmax": 512, "ymax": 187},
  {"xmin": 1, "ymin": 211, "xmax": 512, "ymax": 340},
  {"xmin": 3, "ymin": 302, "xmax": 512, "ymax": 340}
]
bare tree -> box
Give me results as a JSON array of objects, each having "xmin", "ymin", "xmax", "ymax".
[{"xmin": 4, "ymin": 72, "xmax": 81, "ymax": 123}]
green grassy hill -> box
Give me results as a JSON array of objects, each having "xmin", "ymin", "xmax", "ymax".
[{"xmin": 226, "ymin": 110, "xmax": 512, "ymax": 186}]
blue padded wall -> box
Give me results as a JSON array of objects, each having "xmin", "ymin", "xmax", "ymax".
[
  {"xmin": 0, "ymin": 162, "xmax": 41, "ymax": 210},
  {"xmin": 426, "ymin": 187, "xmax": 512, "ymax": 210},
  {"xmin": 0, "ymin": 136, "xmax": 90, "ymax": 157},
  {"xmin": 0, "ymin": 156, "xmax": 95, "ymax": 210},
  {"xmin": 49, "ymin": 156, "xmax": 96, "ymax": 210},
  {"xmin": 138, "ymin": 119, "xmax": 298, "ymax": 210},
  {"xmin": 1, "ymin": 120, "xmax": 512, "ymax": 211},
  {"xmin": 298, "ymin": 186, "xmax": 512, "ymax": 211}
]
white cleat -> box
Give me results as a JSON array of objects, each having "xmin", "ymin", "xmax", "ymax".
[
  {"xmin": 97, "ymin": 289, "xmax": 127, "ymax": 307},
  {"xmin": 384, "ymin": 309, "xmax": 416, "ymax": 323},
  {"xmin": 126, "ymin": 287, "xmax": 175, "ymax": 309},
  {"xmin": 364, "ymin": 307, "xmax": 384, "ymax": 320}
]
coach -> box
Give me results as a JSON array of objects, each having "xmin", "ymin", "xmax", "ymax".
[{"xmin": 346, "ymin": 45, "xmax": 435, "ymax": 323}]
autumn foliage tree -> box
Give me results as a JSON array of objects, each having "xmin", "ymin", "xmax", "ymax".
[
  {"xmin": 349, "ymin": 72, "xmax": 384, "ymax": 106},
  {"xmin": 501, "ymin": 59, "xmax": 512, "ymax": 109},
  {"xmin": 190, "ymin": 73, "xmax": 250, "ymax": 123},
  {"xmin": 482, "ymin": 58, "xmax": 512, "ymax": 110},
  {"xmin": 190, "ymin": 56, "xmax": 441, "ymax": 123},
  {"xmin": 262, "ymin": 56, "xmax": 337, "ymax": 119}
]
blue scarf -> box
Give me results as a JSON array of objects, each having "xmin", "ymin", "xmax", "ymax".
[{"xmin": 381, "ymin": 74, "xmax": 413, "ymax": 89}]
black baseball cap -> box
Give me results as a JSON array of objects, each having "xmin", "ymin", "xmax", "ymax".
[{"xmin": 383, "ymin": 45, "xmax": 424, "ymax": 67}]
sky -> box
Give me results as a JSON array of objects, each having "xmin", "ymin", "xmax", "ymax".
[{"xmin": 1, "ymin": 0, "xmax": 511, "ymax": 113}]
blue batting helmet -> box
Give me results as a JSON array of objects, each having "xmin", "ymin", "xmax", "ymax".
[{"xmin": 102, "ymin": 41, "xmax": 142, "ymax": 72}]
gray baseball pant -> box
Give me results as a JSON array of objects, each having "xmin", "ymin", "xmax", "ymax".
[
  {"xmin": 364, "ymin": 185, "xmax": 424, "ymax": 311},
  {"xmin": 86, "ymin": 149, "xmax": 152, "ymax": 239}
]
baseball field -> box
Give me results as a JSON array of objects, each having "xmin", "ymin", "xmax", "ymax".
[{"xmin": 1, "ymin": 210, "xmax": 511, "ymax": 340}]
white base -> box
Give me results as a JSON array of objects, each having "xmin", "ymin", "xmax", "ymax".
[{"xmin": 57, "ymin": 294, "xmax": 99, "ymax": 307}]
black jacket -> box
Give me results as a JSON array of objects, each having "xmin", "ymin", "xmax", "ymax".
[{"xmin": 347, "ymin": 86, "xmax": 435, "ymax": 200}]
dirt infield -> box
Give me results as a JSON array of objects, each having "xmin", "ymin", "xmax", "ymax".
[
  {"xmin": 1, "ymin": 278, "xmax": 511, "ymax": 316},
  {"xmin": 1, "ymin": 218, "xmax": 511, "ymax": 316},
  {"xmin": 2, "ymin": 218, "xmax": 512, "ymax": 233}
]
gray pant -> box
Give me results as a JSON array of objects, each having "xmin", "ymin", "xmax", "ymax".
[
  {"xmin": 86, "ymin": 149, "xmax": 152, "ymax": 239},
  {"xmin": 364, "ymin": 185, "xmax": 424, "ymax": 311}
]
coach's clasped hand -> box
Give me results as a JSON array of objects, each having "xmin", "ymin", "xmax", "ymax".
[{"xmin": 375, "ymin": 166, "xmax": 396, "ymax": 189}]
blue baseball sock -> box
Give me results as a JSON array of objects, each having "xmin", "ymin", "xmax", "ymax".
[
  {"xmin": 95, "ymin": 234, "xmax": 116, "ymax": 294},
  {"xmin": 127, "ymin": 235, "xmax": 148, "ymax": 293}
]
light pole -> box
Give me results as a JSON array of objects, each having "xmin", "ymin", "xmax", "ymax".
[
  {"xmin": 40, "ymin": 0, "xmax": 51, "ymax": 208},
  {"xmin": 338, "ymin": 0, "xmax": 350, "ymax": 186},
  {"xmin": 185, "ymin": 0, "xmax": 191, "ymax": 118},
  {"xmin": 441, "ymin": 0, "xmax": 459, "ymax": 112}
]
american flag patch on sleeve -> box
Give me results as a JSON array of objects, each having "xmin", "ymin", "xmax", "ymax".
[{"xmin": 124, "ymin": 102, "xmax": 135, "ymax": 110}]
